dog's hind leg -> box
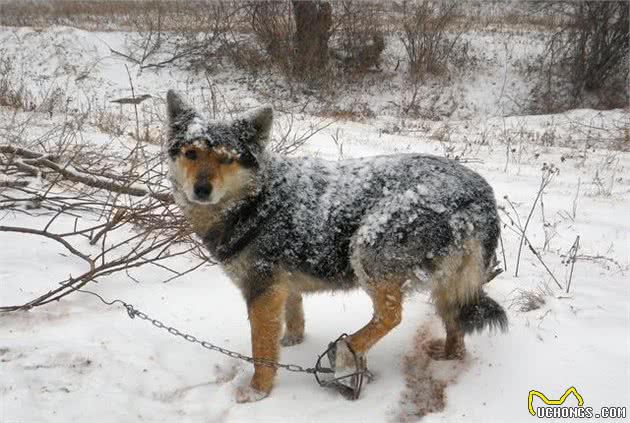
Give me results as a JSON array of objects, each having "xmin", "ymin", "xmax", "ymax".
[
  {"xmin": 424, "ymin": 315, "xmax": 466, "ymax": 360},
  {"xmin": 425, "ymin": 241, "xmax": 483, "ymax": 360},
  {"xmin": 281, "ymin": 289, "xmax": 305, "ymax": 346},
  {"xmin": 346, "ymin": 281, "xmax": 403, "ymax": 355}
]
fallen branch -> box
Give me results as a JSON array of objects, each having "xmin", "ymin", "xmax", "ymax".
[
  {"xmin": 0, "ymin": 225, "xmax": 94, "ymax": 266},
  {"xmin": 1, "ymin": 145, "xmax": 172, "ymax": 202},
  {"xmin": 0, "ymin": 135, "xmax": 204, "ymax": 312}
]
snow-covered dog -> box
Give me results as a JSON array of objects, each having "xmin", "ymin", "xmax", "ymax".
[{"xmin": 164, "ymin": 90, "xmax": 507, "ymax": 403}]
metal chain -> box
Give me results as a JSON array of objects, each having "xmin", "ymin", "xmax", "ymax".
[
  {"xmin": 77, "ymin": 289, "xmax": 369, "ymax": 398},
  {"xmin": 109, "ymin": 296, "xmax": 316, "ymax": 374}
]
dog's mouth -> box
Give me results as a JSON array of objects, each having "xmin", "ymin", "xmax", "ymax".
[
  {"xmin": 189, "ymin": 197, "xmax": 213, "ymax": 205},
  {"xmin": 186, "ymin": 189, "xmax": 224, "ymax": 205},
  {"xmin": 187, "ymin": 192, "xmax": 213, "ymax": 205}
]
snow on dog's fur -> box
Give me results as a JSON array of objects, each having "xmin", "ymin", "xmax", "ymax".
[{"xmin": 164, "ymin": 90, "xmax": 507, "ymax": 403}]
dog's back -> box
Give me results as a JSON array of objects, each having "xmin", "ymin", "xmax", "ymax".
[{"xmin": 241, "ymin": 153, "xmax": 500, "ymax": 287}]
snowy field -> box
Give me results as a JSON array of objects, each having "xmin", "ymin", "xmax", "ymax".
[{"xmin": 1, "ymin": 23, "xmax": 629, "ymax": 423}]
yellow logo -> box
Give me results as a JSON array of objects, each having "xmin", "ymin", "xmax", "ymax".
[{"xmin": 528, "ymin": 387, "xmax": 584, "ymax": 416}]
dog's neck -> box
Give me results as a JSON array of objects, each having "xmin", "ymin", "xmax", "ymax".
[
  {"xmin": 203, "ymin": 190, "xmax": 270, "ymax": 262},
  {"xmin": 177, "ymin": 195, "xmax": 224, "ymax": 237},
  {"xmin": 177, "ymin": 186, "xmax": 272, "ymax": 263}
]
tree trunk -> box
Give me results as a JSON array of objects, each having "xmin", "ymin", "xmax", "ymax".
[{"xmin": 292, "ymin": 0, "xmax": 331, "ymax": 77}]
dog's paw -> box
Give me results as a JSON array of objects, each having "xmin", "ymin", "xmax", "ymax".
[
  {"xmin": 423, "ymin": 339, "xmax": 465, "ymax": 361},
  {"xmin": 280, "ymin": 333, "xmax": 304, "ymax": 347},
  {"xmin": 331, "ymin": 338, "xmax": 356, "ymax": 372},
  {"xmin": 330, "ymin": 338, "xmax": 366, "ymax": 380},
  {"xmin": 235, "ymin": 384, "xmax": 269, "ymax": 403}
]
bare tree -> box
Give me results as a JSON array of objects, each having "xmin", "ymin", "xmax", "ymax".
[{"xmin": 529, "ymin": 1, "xmax": 629, "ymax": 112}]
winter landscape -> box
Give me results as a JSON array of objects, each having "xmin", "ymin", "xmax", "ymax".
[{"xmin": 0, "ymin": 1, "xmax": 628, "ymax": 422}]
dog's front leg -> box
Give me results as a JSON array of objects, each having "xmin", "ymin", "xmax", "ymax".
[{"xmin": 236, "ymin": 284, "xmax": 287, "ymax": 403}]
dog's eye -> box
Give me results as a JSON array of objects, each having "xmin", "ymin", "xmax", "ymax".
[
  {"xmin": 184, "ymin": 150, "xmax": 197, "ymax": 160},
  {"xmin": 219, "ymin": 156, "xmax": 234, "ymax": 165}
]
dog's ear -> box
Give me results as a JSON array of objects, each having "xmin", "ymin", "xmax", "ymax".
[
  {"xmin": 166, "ymin": 90, "xmax": 193, "ymax": 123},
  {"xmin": 166, "ymin": 90, "xmax": 196, "ymax": 147},
  {"xmin": 241, "ymin": 106, "xmax": 273, "ymax": 148}
]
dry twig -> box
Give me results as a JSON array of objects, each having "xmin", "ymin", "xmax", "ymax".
[{"xmin": 0, "ymin": 128, "xmax": 206, "ymax": 312}]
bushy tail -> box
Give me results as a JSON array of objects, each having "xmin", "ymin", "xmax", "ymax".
[{"xmin": 457, "ymin": 291, "xmax": 508, "ymax": 334}]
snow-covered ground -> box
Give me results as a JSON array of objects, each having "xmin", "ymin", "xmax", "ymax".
[{"xmin": 1, "ymin": 25, "xmax": 629, "ymax": 423}]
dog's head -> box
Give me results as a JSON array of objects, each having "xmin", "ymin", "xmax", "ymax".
[{"xmin": 165, "ymin": 90, "xmax": 272, "ymax": 205}]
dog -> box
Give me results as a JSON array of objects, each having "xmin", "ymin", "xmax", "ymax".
[{"xmin": 164, "ymin": 90, "xmax": 507, "ymax": 403}]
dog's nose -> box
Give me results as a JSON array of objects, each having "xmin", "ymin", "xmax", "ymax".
[{"xmin": 193, "ymin": 183, "xmax": 211, "ymax": 200}]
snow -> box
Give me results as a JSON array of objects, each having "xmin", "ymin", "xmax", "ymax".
[{"xmin": 1, "ymin": 25, "xmax": 629, "ymax": 423}]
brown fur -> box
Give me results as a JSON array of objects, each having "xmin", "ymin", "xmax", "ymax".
[
  {"xmin": 170, "ymin": 144, "xmax": 253, "ymax": 212},
  {"xmin": 247, "ymin": 283, "xmax": 288, "ymax": 394},
  {"xmin": 281, "ymin": 290, "xmax": 305, "ymax": 346},
  {"xmin": 348, "ymin": 282, "xmax": 403, "ymax": 354},
  {"xmin": 179, "ymin": 145, "xmax": 247, "ymax": 193}
]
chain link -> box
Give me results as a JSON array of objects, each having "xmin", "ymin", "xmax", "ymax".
[
  {"xmin": 123, "ymin": 303, "xmax": 316, "ymax": 374},
  {"xmin": 76, "ymin": 289, "xmax": 367, "ymax": 398}
]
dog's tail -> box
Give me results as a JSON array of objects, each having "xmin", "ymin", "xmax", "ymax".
[
  {"xmin": 457, "ymin": 290, "xmax": 508, "ymax": 334},
  {"xmin": 431, "ymin": 241, "xmax": 508, "ymax": 334}
]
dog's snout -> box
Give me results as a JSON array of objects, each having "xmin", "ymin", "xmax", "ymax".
[{"xmin": 193, "ymin": 182, "xmax": 211, "ymax": 200}]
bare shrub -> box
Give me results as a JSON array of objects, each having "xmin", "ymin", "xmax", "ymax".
[
  {"xmin": 510, "ymin": 285, "xmax": 550, "ymax": 312},
  {"xmin": 118, "ymin": 1, "xmax": 290, "ymax": 80},
  {"xmin": 168, "ymin": 2, "xmax": 250, "ymax": 72},
  {"xmin": 106, "ymin": 1, "xmax": 273, "ymax": 77},
  {"xmin": 528, "ymin": 1, "xmax": 629, "ymax": 113},
  {"xmin": 123, "ymin": 0, "xmax": 167, "ymax": 66},
  {"xmin": 332, "ymin": 1, "xmax": 386, "ymax": 76},
  {"xmin": 398, "ymin": 1, "xmax": 472, "ymax": 116},
  {"xmin": 590, "ymin": 152, "xmax": 620, "ymax": 197},
  {"xmin": 117, "ymin": 2, "xmax": 248, "ymax": 73},
  {"xmin": 0, "ymin": 52, "xmax": 66, "ymax": 115},
  {"xmin": 399, "ymin": 0, "xmax": 469, "ymax": 81},
  {"xmin": 270, "ymin": 113, "xmax": 335, "ymax": 155},
  {"xmin": 246, "ymin": 0, "xmax": 333, "ymax": 84},
  {"xmin": 248, "ymin": 1, "xmax": 295, "ymax": 78},
  {"xmin": 92, "ymin": 109, "xmax": 127, "ymax": 137},
  {"xmin": 0, "ymin": 55, "xmax": 33, "ymax": 111}
]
